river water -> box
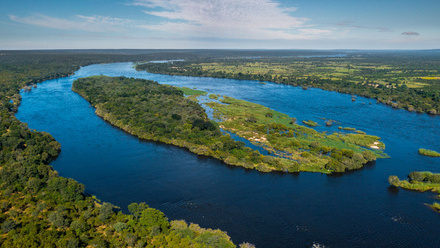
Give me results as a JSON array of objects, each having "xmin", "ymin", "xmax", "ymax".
[{"xmin": 16, "ymin": 63, "xmax": 440, "ymax": 248}]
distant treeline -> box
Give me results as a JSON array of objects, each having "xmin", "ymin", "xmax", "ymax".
[{"xmin": 137, "ymin": 55, "xmax": 440, "ymax": 115}]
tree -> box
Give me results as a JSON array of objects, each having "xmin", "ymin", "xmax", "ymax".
[
  {"xmin": 99, "ymin": 203, "xmax": 114, "ymax": 221},
  {"xmin": 1, "ymin": 220, "xmax": 16, "ymax": 233},
  {"xmin": 128, "ymin": 202, "xmax": 149, "ymax": 219},
  {"xmin": 388, "ymin": 175, "xmax": 400, "ymax": 187}
]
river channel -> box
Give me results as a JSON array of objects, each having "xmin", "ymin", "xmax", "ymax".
[{"xmin": 16, "ymin": 62, "xmax": 440, "ymax": 247}]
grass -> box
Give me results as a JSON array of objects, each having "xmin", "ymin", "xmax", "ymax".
[
  {"xmin": 302, "ymin": 120, "xmax": 318, "ymax": 127},
  {"xmin": 338, "ymin": 126, "xmax": 356, "ymax": 131},
  {"xmin": 206, "ymin": 96, "xmax": 387, "ymax": 173},
  {"xmin": 419, "ymin": 148, "xmax": 440, "ymax": 157},
  {"xmin": 209, "ymin": 94, "xmax": 219, "ymax": 99},
  {"xmin": 178, "ymin": 87, "xmax": 207, "ymax": 96}
]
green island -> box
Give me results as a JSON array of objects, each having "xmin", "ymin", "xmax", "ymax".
[
  {"xmin": 0, "ymin": 52, "xmax": 242, "ymax": 247},
  {"xmin": 73, "ymin": 76, "xmax": 301, "ymax": 173},
  {"xmin": 206, "ymin": 96, "xmax": 387, "ymax": 173},
  {"xmin": 136, "ymin": 54, "xmax": 440, "ymax": 115},
  {"xmin": 418, "ymin": 148, "xmax": 440, "ymax": 157},
  {"xmin": 388, "ymin": 172, "xmax": 440, "ymax": 212},
  {"xmin": 73, "ymin": 76, "xmax": 387, "ymax": 174},
  {"xmin": 302, "ymin": 120, "xmax": 318, "ymax": 127}
]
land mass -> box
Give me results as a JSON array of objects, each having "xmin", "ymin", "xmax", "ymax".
[
  {"xmin": 0, "ymin": 51, "xmax": 241, "ymax": 247},
  {"xmin": 73, "ymin": 76, "xmax": 386, "ymax": 174},
  {"xmin": 419, "ymin": 148, "xmax": 440, "ymax": 157},
  {"xmin": 206, "ymin": 95, "xmax": 386, "ymax": 173},
  {"xmin": 389, "ymin": 171, "xmax": 440, "ymax": 212},
  {"xmin": 136, "ymin": 54, "xmax": 440, "ymax": 115}
]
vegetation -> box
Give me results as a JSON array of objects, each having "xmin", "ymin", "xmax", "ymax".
[
  {"xmin": 302, "ymin": 120, "xmax": 318, "ymax": 127},
  {"xmin": 178, "ymin": 87, "xmax": 207, "ymax": 96},
  {"xmin": 418, "ymin": 148, "xmax": 440, "ymax": 157},
  {"xmin": 0, "ymin": 51, "xmax": 241, "ymax": 247},
  {"xmin": 136, "ymin": 53, "xmax": 440, "ymax": 115},
  {"xmin": 206, "ymin": 96, "xmax": 387, "ymax": 173},
  {"xmin": 389, "ymin": 171, "xmax": 440, "ymax": 213},
  {"xmin": 72, "ymin": 76, "xmax": 308, "ymax": 174}
]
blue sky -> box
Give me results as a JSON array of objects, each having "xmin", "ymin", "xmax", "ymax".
[{"xmin": 1, "ymin": 0, "xmax": 439, "ymax": 50}]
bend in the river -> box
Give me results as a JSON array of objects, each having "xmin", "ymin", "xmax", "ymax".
[{"xmin": 16, "ymin": 62, "xmax": 440, "ymax": 248}]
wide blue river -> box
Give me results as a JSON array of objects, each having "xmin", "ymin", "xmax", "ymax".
[{"xmin": 16, "ymin": 63, "xmax": 440, "ymax": 247}]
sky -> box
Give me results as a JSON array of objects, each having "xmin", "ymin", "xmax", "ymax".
[{"xmin": 1, "ymin": 0, "xmax": 439, "ymax": 50}]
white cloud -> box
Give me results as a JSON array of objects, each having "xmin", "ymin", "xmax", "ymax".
[
  {"xmin": 134, "ymin": 0, "xmax": 330, "ymax": 40},
  {"xmin": 9, "ymin": 14, "xmax": 135, "ymax": 32}
]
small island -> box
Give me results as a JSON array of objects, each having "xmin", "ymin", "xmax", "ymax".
[
  {"xmin": 419, "ymin": 148, "xmax": 440, "ymax": 157},
  {"xmin": 302, "ymin": 120, "xmax": 318, "ymax": 127},
  {"xmin": 388, "ymin": 171, "xmax": 440, "ymax": 212}
]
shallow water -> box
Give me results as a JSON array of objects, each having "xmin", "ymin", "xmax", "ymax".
[{"xmin": 16, "ymin": 63, "xmax": 440, "ymax": 247}]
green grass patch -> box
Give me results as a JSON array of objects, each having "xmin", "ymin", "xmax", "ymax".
[
  {"xmin": 207, "ymin": 96, "xmax": 387, "ymax": 173},
  {"xmin": 209, "ymin": 94, "xmax": 219, "ymax": 99},
  {"xmin": 419, "ymin": 148, "xmax": 440, "ymax": 157},
  {"xmin": 303, "ymin": 120, "xmax": 318, "ymax": 127},
  {"xmin": 178, "ymin": 87, "xmax": 207, "ymax": 96}
]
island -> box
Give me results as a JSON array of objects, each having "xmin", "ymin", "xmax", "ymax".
[
  {"xmin": 73, "ymin": 76, "xmax": 387, "ymax": 174},
  {"xmin": 206, "ymin": 96, "xmax": 387, "ymax": 173},
  {"xmin": 419, "ymin": 148, "xmax": 440, "ymax": 157},
  {"xmin": 388, "ymin": 172, "xmax": 440, "ymax": 212},
  {"xmin": 0, "ymin": 52, "xmax": 240, "ymax": 247}
]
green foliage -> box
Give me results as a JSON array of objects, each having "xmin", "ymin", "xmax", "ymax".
[
  {"xmin": 178, "ymin": 87, "xmax": 207, "ymax": 96},
  {"xmin": 418, "ymin": 148, "xmax": 440, "ymax": 157},
  {"xmin": 207, "ymin": 96, "xmax": 385, "ymax": 173},
  {"xmin": 388, "ymin": 175, "xmax": 400, "ymax": 187},
  {"xmin": 0, "ymin": 52, "xmax": 238, "ymax": 247},
  {"xmin": 1, "ymin": 220, "xmax": 17, "ymax": 233},
  {"xmin": 302, "ymin": 120, "xmax": 318, "ymax": 127},
  {"xmin": 72, "ymin": 76, "xmax": 290, "ymax": 173},
  {"xmin": 388, "ymin": 172, "xmax": 440, "ymax": 198},
  {"xmin": 137, "ymin": 54, "xmax": 440, "ymax": 115}
]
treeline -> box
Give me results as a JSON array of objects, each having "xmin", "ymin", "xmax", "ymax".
[
  {"xmin": 0, "ymin": 52, "xmax": 243, "ymax": 247},
  {"xmin": 72, "ymin": 76, "xmax": 300, "ymax": 173},
  {"xmin": 136, "ymin": 56, "xmax": 440, "ymax": 115}
]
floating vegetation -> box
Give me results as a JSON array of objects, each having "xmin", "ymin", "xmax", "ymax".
[
  {"xmin": 303, "ymin": 120, "xmax": 318, "ymax": 127},
  {"xmin": 419, "ymin": 148, "xmax": 440, "ymax": 157}
]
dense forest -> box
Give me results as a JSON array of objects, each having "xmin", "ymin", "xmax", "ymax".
[
  {"xmin": 0, "ymin": 51, "xmax": 246, "ymax": 247},
  {"xmin": 136, "ymin": 53, "xmax": 440, "ymax": 115}
]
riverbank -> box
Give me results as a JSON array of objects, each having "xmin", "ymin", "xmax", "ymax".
[
  {"xmin": 15, "ymin": 59, "xmax": 440, "ymax": 248},
  {"xmin": 0, "ymin": 53, "xmax": 239, "ymax": 247},
  {"xmin": 136, "ymin": 57, "xmax": 440, "ymax": 115}
]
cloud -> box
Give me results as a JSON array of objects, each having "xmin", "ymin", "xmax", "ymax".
[
  {"xmin": 401, "ymin": 31, "xmax": 419, "ymax": 36},
  {"xmin": 9, "ymin": 14, "xmax": 134, "ymax": 32},
  {"xmin": 133, "ymin": 0, "xmax": 329, "ymax": 40},
  {"xmin": 332, "ymin": 21, "xmax": 392, "ymax": 32}
]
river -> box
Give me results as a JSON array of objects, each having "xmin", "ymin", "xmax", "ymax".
[{"xmin": 16, "ymin": 62, "xmax": 440, "ymax": 248}]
